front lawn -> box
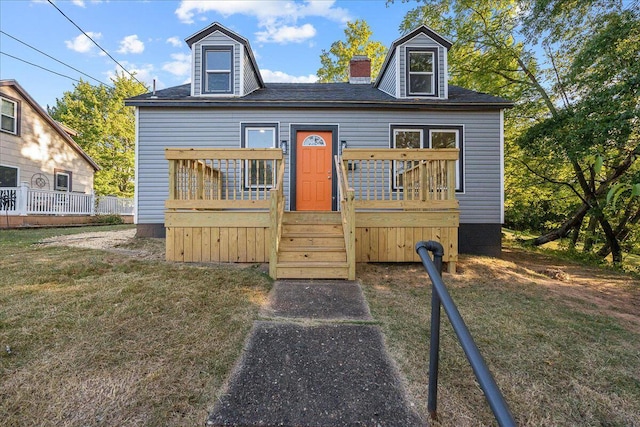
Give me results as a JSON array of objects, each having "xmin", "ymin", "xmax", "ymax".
[
  {"xmin": 0, "ymin": 226, "xmax": 272, "ymax": 426},
  {"xmin": 360, "ymin": 250, "xmax": 640, "ymax": 426}
]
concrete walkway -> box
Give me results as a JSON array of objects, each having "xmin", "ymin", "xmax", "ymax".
[{"xmin": 207, "ymin": 280, "xmax": 426, "ymax": 427}]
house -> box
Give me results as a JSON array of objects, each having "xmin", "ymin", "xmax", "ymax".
[
  {"xmin": 125, "ymin": 23, "xmax": 512, "ymax": 279},
  {"xmin": 0, "ymin": 79, "xmax": 101, "ymax": 226},
  {"xmin": 1, "ymin": 79, "xmax": 99, "ymax": 193}
]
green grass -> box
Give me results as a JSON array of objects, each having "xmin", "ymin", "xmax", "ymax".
[
  {"xmin": 0, "ymin": 226, "xmax": 272, "ymax": 426},
  {"xmin": 359, "ymin": 259, "xmax": 640, "ymax": 426}
]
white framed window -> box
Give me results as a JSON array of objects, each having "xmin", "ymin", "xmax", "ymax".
[
  {"xmin": 430, "ymin": 129, "xmax": 461, "ymax": 191},
  {"xmin": 0, "ymin": 165, "xmax": 18, "ymax": 187},
  {"xmin": 392, "ymin": 128, "xmax": 422, "ymax": 189},
  {"xmin": 406, "ymin": 48, "xmax": 438, "ymax": 96},
  {"xmin": 54, "ymin": 170, "xmax": 70, "ymax": 191},
  {"xmin": 390, "ymin": 125, "xmax": 463, "ymax": 192},
  {"xmin": 202, "ymin": 46, "xmax": 233, "ymax": 94},
  {"xmin": 241, "ymin": 123, "xmax": 278, "ymax": 188},
  {"xmin": 1, "ymin": 96, "xmax": 18, "ymax": 134}
]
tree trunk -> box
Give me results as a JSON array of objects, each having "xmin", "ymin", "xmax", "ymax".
[
  {"xmin": 532, "ymin": 203, "xmax": 590, "ymax": 245},
  {"xmin": 582, "ymin": 214, "xmax": 599, "ymax": 252}
]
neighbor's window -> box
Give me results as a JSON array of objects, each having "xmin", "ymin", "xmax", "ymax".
[
  {"xmin": 0, "ymin": 165, "xmax": 18, "ymax": 187},
  {"xmin": 54, "ymin": 170, "xmax": 71, "ymax": 191},
  {"xmin": 406, "ymin": 48, "xmax": 437, "ymax": 96},
  {"xmin": 242, "ymin": 123, "xmax": 278, "ymax": 188},
  {"xmin": 1, "ymin": 97, "xmax": 18, "ymax": 134},
  {"xmin": 203, "ymin": 46, "xmax": 233, "ymax": 94}
]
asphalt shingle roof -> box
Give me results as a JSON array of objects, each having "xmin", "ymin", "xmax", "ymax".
[{"xmin": 125, "ymin": 82, "xmax": 512, "ymax": 110}]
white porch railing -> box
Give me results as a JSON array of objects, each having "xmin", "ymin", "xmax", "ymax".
[{"xmin": 0, "ymin": 184, "xmax": 134, "ymax": 216}]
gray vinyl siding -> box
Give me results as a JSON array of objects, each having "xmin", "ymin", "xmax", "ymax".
[
  {"xmin": 192, "ymin": 31, "xmax": 241, "ymax": 96},
  {"xmin": 399, "ymin": 33, "xmax": 446, "ymax": 98},
  {"xmin": 136, "ymin": 108, "xmax": 502, "ymax": 225},
  {"xmin": 243, "ymin": 49, "xmax": 261, "ymax": 95},
  {"xmin": 377, "ymin": 50, "xmax": 397, "ymax": 97}
]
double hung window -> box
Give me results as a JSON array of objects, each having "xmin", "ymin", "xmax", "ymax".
[
  {"xmin": 203, "ymin": 47, "xmax": 233, "ymax": 94},
  {"xmin": 241, "ymin": 123, "xmax": 278, "ymax": 188},
  {"xmin": 406, "ymin": 48, "xmax": 438, "ymax": 97},
  {"xmin": 1, "ymin": 97, "xmax": 18, "ymax": 134},
  {"xmin": 390, "ymin": 125, "xmax": 463, "ymax": 191}
]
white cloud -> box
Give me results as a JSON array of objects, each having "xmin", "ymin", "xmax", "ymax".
[
  {"xmin": 256, "ymin": 23, "xmax": 316, "ymax": 44},
  {"xmin": 162, "ymin": 53, "xmax": 191, "ymax": 77},
  {"xmin": 166, "ymin": 36, "xmax": 182, "ymax": 47},
  {"xmin": 72, "ymin": 0, "xmax": 86, "ymax": 7},
  {"xmin": 175, "ymin": 0, "xmax": 350, "ymax": 44},
  {"xmin": 117, "ymin": 34, "xmax": 145, "ymax": 54},
  {"xmin": 261, "ymin": 69, "xmax": 318, "ymax": 83},
  {"xmin": 107, "ymin": 61, "xmax": 163, "ymax": 91},
  {"xmin": 65, "ymin": 32, "xmax": 102, "ymax": 54}
]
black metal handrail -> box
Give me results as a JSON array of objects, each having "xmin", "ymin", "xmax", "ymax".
[{"xmin": 415, "ymin": 241, "xmax": 516, "ymax": 427}]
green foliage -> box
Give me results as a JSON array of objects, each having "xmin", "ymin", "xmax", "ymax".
[
  {"xmin": 317, "ymin": 20, "xmax": 387, "ymax": 83},
  {"xmin": 48, "ymin": 74, "xmax": 147, "ymax": 197},
  {"xmin": 389, "ymin": 0, "xmax": 639, "ymax": 264},
  {"xmin": 91, "ymin": 214, "xmax": 125, "ymax": 225}
]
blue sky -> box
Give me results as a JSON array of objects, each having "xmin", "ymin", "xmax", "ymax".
[{"xmin": 0, "ymin": 0, "xmax": 418, "ymax": 108}]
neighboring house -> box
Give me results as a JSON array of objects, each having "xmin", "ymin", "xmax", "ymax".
[
  {"xmin": 0, "ymin": 79, "xmax": 99, "ymax": 193},
  {"xmin": 125, "ymin": 23, "xmax": 512, "ymax": 279}
]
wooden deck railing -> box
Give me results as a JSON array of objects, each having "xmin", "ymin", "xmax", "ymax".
[
  {"xmin": 165, "ymin": 148, "xmax": 284, "ymax": 210},
  {"xmin": 341, "ymin": 149, "xmax": 459, "ymax": 210},
  {"xmin": 269, "ymin": 160, "xmax": 286, "ymax": 278},
  {"xmin": 334, "ymin": 155, "xmax": 356, "ymax": 280}
]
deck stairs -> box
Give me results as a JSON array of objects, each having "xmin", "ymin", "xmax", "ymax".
[{"xmin": 275, "ymin": 211, "xmax": 349, "ymax": 279}]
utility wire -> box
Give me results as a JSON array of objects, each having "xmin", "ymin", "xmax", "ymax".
[
  {"xmin": 0, "ymin": 30, "xmax": 113, "ymax": 87},
  {"xmin": 1, "ymin": 52, "xmax": 81, "ymax": 83},
  {"xmin": 46, "ymin": 0, "xmax": 145, "ymax": 87}
]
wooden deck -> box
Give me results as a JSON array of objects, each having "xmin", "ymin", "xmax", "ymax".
[{"xmin": 164, "ymin": 148, "xmax": 459, "ymax": 278}]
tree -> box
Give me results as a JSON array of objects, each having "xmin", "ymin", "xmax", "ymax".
[
  {"xmin": 390, "ymin": 0, "xmax": 639, "ymax": 265},
  {"xmin": 49, "ymin": 73, "xmax": 147, "ymax": 197},
  {"xmin": 317, "ymin": 20, "xmax": 387, "ymax": 83}
]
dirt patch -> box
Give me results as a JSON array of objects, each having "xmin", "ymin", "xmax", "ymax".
[
  {"xmin": 498, "ymin": 247, "xmax": 640, "ymax": 333},
  {"xmin": 39, "ymin": 229, "xmax": 166, "ymax": 261}
]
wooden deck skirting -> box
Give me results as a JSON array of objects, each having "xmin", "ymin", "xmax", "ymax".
[{"xmin": 165, "ymin": 148, "xmax": 459, "ymax": 276}]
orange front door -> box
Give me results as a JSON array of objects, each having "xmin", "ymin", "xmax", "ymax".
[{"xmin": 296, "ymin": 130, "xmax": 333, "ymax": 211}]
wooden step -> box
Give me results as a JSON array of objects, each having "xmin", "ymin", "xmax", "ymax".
[
  {"xmin": 282, "ymin": 211, "xmax": 341, "ymax": 225},
  {"xmin": 280, "ymin": 236, "xmax": 345, "ymax": 247},
  {"xmin": 282, "ymin": 223, "xmax": 343, "ymax": 235},
  {"xmin": 275, "ymin": 262, "xmax": 349, "ymax": 279},
  {"xmin": 277, "ymin": 249, "xmax": 347, "ymax": 263}
]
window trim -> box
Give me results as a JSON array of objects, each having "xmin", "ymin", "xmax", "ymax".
[
  {"xmin": 54, "ymin": 169, "xmax": 72, "ymax": 192},
  {"xmin": 240, "ymin": 123, "xmax": 279, "ymax": 189},
  {"xmin": 0, "ymin": 164, "xmax": 19, "ymax": 187},
  {"xmin": 201, "ymin": 45, "xmax": 234, "ymax": 95},
  {"xmin": 1, "ymin": 95, "xmax": 20, "ymax": 135},
  {"xmin": 405, "ymin": 47, "xmax": 439, "ymax": 97},
  {"xmin": 389, "ymin": 124, "xmax": 464, "ymax": 192}
]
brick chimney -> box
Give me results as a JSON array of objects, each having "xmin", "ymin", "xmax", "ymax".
[{"xmin": 349, "ymin": 56, "xmax": 371, "ymax": 84}]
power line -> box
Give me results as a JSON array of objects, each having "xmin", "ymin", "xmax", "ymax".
[
  {"xmin": 1, "ymin": 52, "xmax": 82, "ymax": 83},
  {"xmin": 0, "ymin": 30, "xmax": 112, "ymax": 87},
  {"xmin": 46, "ymin": 0, "xmax": 145, "ymax": 87}
]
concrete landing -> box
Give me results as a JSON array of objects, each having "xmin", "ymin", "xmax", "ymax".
[{"xmin": 207, "ymin": 280, "xmax": 426, "ymax": 427}]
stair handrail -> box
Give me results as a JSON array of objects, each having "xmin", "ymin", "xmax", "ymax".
[
  {"xmin": 415, "ymin": 241, "xmax": 516, "ymax": 426},
  {"xmin": 269, "ymin": 159, "xmax": 286, "ymax": 278},
  {"xmin": 334, "ymin": 155, "xmax": 356, "ymax": 280}
]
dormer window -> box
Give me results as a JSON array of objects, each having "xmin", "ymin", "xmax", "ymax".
[
  {"xmin": 203, "ymin": 46, "xmax": 233, "ymax": 94},
  {"xmin": 406, "ymin": 47, "xmax": 438, "ymax": 97}
]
